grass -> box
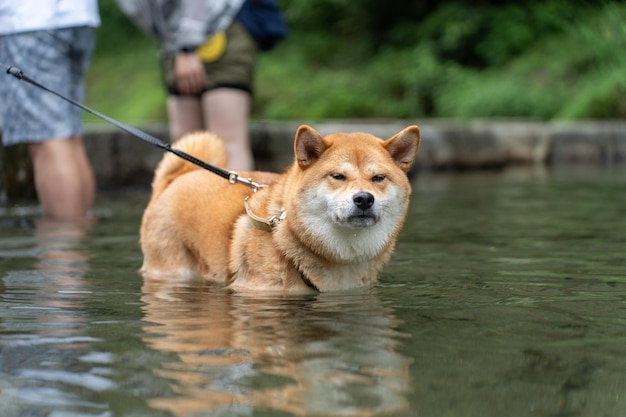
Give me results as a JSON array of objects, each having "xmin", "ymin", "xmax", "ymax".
[
  {"xmin": 85, "ymin": 1, "xmax": 626, "ymax": 124},
  {"xmin": 85, "ymin": 36, "xmax": 165, "ymax": 124}
]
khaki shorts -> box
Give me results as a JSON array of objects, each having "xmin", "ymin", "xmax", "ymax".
[{"xmin": 161, "ymin": 21, "xmax": 258, "ymax": 96}]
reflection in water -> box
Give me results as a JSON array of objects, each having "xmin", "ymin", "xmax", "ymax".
[
  {"xmin": 142, "ymin": 278, "xmax": 413, "ymax": 416},
  {"xmin": 2, "ymin": 218, "xmax": 93, "ymax": 331},
  {"xmin": 0, "ymin": 219, "xmax": 114, "ymax": 416},
  {"xmin": 3, "ymin": 168, "xmax": 626, "ymax": 416},
  {"xmin": 31, "ymin": 219, "xmax": 92, "ymax": 319}
]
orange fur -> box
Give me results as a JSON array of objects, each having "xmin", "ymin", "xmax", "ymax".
[
  {"xmin": 140, "ymin": 125, "xmax": 420, "ymax": 292},
  {"xmin": 149, "ymin": 131, "xmax": 228, "ymax": 198}
]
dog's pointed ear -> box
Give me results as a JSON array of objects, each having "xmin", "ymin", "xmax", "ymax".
[
  {"xmin": 383, "ymin": 125, "xmax": 420, "ymax": 172},
  {"xmin": 295, "ymin": 125, "xmax": 329, "ymax": 169}
]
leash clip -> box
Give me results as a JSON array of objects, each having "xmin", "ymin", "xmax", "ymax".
[
  {"xmin": 228, "ymin": 171, "xmax": 239, "ymax": 184},
  {"xmin": 228, "ymin": 171, "xmax": 266, "ymax": 192}
]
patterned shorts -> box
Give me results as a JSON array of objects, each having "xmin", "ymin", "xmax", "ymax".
[
  {"xmin": 161, "ymin": 21, "xmax": 258, "ymax": 96},
  {"xmin": 0, "ymin": 26, "xmax": 95, "ymax": 146}
]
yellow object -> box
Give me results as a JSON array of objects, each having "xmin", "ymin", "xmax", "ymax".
[{"xmin": 197, "ymin": 32, "xmax": 227, "ymax": 62}]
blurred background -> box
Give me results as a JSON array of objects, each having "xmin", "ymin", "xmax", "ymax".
[{"xmin": 88, "ymin": 0, "xmax": 626, "ymax": 124}]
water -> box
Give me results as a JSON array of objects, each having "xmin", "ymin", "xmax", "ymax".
[{"xmin": 1, "ymin": 166, "xmax": 626, "ymax": 417}]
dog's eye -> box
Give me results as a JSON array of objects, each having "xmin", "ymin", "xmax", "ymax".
[
  {"xmin": 372, "ymin": 174, "xmax": 386, "ymax": 183},
  {"xmin": 330, "ymin": 173, "xmax": 346, "ymax": 181}
]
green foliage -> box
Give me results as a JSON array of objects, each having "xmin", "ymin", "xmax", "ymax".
[
  {"xmin": 555, "ymin": 2, "xmax": 626, "ymax": 119},
  {"xmin": 87, "ymin": 0, "xmax": 626, "ymax": 123},
  {"xmin": 85, "ymin": 45, "xmax": 166, "ymax": 124},
  {"xmin": 435, "ymin": 1, "xmax": 626, "ymax": 119},
  {"xmin": 559, "ymin": 67, "xmax": 626, "ymax": 119},
  {"xmin": 86, "ymin": 0, "xmax": 165, "ymax": 123},
  {"xmin": 437, "ymin": 70, "xmax": 568, "ymax": 119}
]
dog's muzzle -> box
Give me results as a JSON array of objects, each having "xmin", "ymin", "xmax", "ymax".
[{"xmin": 347, "ymin": 192, "xmax": 377, "ymax": 227}]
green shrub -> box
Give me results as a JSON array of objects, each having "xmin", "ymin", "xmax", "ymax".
[{"xmin": 87, "ymin": 0, "xmax": 626, "ymax": 122}]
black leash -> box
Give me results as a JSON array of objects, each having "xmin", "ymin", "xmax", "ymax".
[{"xmin": 2, "ymin": 64, "xmax": 265, "ymax": 191}]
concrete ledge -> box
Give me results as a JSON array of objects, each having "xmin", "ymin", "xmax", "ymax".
[{"xmin": 3, "ymin": 120, "xmax": 626, "ymax": 195}]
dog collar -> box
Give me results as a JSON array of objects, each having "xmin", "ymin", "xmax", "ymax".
[{"xmin": 244, "ymin": 197, "xmax": 286, "ymax": 231}]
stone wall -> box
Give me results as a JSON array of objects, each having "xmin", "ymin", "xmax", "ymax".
[{"xmin": 2, "ymin": 120, "xmax": 626, "ymax": 198}]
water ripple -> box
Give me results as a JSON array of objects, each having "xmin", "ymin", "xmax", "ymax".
[
  {"xmin": 0, "ymin": 335, "xmax": 101, "ymax": 348},
  {"xmin": 17, "ymin": 369, "xmax": 116, "ymax": 392}
]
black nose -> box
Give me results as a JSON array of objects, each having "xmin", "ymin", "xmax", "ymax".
[{"xmin": 353, "ymin": 191, "xmax": 375, "ymax": 210}]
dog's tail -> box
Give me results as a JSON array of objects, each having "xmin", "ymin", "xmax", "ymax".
[{"xmin": 150, "ymin": 131, "xmax": 228, "ymax": 199}]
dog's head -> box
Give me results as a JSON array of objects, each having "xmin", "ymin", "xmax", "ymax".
[{"xmin": 289, "ymin": 125, "xmax": 420, "ymax": 261}]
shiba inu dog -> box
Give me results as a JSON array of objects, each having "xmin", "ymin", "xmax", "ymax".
[{"xmin": 140, "ymin": 125, "xmax": 420, "ymax": 292}]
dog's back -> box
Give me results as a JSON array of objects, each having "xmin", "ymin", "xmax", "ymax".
[
  {"xmin": 140, "ymin": 131, "xmax": 279, "ymax": 281},
  {"xmin": 150, "ymin": 131, "xmax": 228, "ymax": 200}
]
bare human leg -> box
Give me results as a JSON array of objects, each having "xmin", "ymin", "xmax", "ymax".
[
  {"xmin": 28, "ymin": 136, "xmax": 95, "ymax": 221},
  {"xmin": 202, "ymin": 88, "xmax": 254, "ymax": 171},
  {"xmin": 166, "ymin": 95, "xmax": 204, "ymax": 142}
]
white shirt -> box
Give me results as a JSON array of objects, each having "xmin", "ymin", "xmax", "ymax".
[{"xmin": 0, "ymin": 0, "xmax": 100, "ymax": 35}]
